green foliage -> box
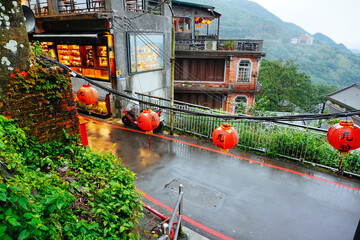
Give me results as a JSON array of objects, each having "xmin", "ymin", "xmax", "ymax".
[
  {"xmin": 0, "ymin": 117, "xmax": 143, "ymax": 239},
  {"xmin": 11, "ymin": 66, "xmax": 71, "ymax": 100},
  {"xmin": 257, "ymin": 59, "xmax": 337, "ymax": 112}
]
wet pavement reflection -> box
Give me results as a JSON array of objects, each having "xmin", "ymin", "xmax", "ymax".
[{"xmin": 84, "ymin": 116, "xmax": 360, "ymax": 240}]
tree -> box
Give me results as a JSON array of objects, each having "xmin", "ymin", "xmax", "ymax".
[{"xmin": 257, "ymin": 59, "xmax": 336, "ymax": 113}]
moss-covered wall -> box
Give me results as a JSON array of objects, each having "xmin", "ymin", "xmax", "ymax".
[{"xmin": 0, "ymin": 67, "xmax": 80, "ymax": 143}]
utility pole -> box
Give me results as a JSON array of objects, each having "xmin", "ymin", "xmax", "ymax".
[{"xmin": 168, "ymin": 1, "xmax": 175, "ymax": 135}]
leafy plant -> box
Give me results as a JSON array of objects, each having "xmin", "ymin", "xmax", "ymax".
[{"xmin": 0, "ymin": 116, "xmax": 143, "ymax": 239}]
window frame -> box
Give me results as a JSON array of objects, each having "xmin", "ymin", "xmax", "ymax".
[
  {"xmin": 127, "ymin": 33, "xmax": 165, "ymax": 74},
  {"xmin": 236, "ymin": 58, "xmax": 252, "ymax": 83},
  {"xmin": 233, "ymin": 95, "xmax": 248, "ymax": 114}
]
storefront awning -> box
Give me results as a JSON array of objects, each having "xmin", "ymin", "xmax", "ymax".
[{"xmin": 31, "ymin": 33, "xmax": 106, "ymax": 44}]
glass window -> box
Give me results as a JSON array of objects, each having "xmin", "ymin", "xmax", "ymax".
[
  {"xmin": 84, "ymin": 46, "xmax": 94, "ymax": 67},
  {"xmin": 128, "ymin": 34, "xmax": 164, "ymax": 74},
  {"xmin": 237, "ymin": 59, "xmax": 251, "ymax": 83},
  {"xmin": 96, "ymin": 46, "xmax": 108, "ymax": 68}
]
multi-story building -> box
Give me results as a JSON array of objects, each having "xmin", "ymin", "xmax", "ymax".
[
  {"xmin": 172, "ymin": 0, "xmax": 265, "ymax": 113},
  {"xmin": 24, "ymin": 0, "xmax": 172, "ymax": 116}
]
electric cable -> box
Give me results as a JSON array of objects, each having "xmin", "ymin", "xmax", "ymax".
[
  {"xmin": 113, "ymin": 17, "xmax": 226, "ymax": 104},
  {"xmin": 125, "ymin": 0, "xmax": 168, "ymax": 20},
  {"xmin": 37, "ymin": 54, "xmax": 360, "ymax": 122},
  {"xmin": 122, "ymin": 18, "xmax": 227, "ymax": 103}
]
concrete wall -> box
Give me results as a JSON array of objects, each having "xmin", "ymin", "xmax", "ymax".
[{"xmin": 110, "ymin": 0, "xmax": 172, "ymax": 116}]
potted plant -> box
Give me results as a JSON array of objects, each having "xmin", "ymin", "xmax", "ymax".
[{"xmin": 224, "ymin": 40, "xmax": 235, "ymax": 50}]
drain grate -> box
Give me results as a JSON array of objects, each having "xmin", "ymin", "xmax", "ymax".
[{"xmin": 164, "ymin": 178, "xmax": 226, "ymax": 210}]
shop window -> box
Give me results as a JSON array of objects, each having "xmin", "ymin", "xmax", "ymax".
[
  {"xmin": 96, "ymin": 46, "xmax": 108, "ymax": 68},
  {"xmin": 40, "ymin": 42, "xmax": 56, "ymax": 59},
  {"xmin": 128, "ymin": 34, "xmax": 164, "ymax": 74},
  {"xmin": 237, "ymin": 59, "xmax": 251, "ymax": 83},
  {"xmin": 50, "ymin": 43, "xmax": 109, "ymax": 81}
]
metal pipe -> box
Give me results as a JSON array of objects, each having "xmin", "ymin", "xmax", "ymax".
[{"xmin": 168, "ymin": 191, "xmax": 184, "ymax": 230}]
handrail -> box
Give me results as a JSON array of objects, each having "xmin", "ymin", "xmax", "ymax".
[{"xmin": 158, "ymin": 184, "xmax": 184, "ymax": 240}]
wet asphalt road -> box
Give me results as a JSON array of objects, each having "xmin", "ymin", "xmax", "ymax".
[{"xmin": 83, "ymin": 116, "xmax": 360, "ymax": 240}]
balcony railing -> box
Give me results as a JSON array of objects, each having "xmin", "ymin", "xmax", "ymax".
[
  {"xmin": 58, "ymin": 0, "xmax": 106, "ymax": 14},
  {"xmin": 26, "ymin": 0, "xmax": 49, "ymax": 16},
  {"xmin": 176, "ymin": 39, "xmax": 263, "ymax": 52},
  {"xmin": 25, "ymin": 0, "xmax": 106, "ymax": 16},
  {"xmin": 125, "ymin": 0, "xmax": 162, "ymax": 14}
]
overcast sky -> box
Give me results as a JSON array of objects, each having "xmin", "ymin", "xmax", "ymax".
[{"xmin": 250, "ymin": 0, "xmax": 360, "ymax": 50}]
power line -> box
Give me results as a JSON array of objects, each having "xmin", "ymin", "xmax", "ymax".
[
  {"xmin": 113, "ymin": 17, "xmax": 226, "ymax": 104},
  {"xmin": 38, "ymin": 54, "xmax": 360, "ymax": 122},
  {"xmin": 125, "ymin": 0, "xmax": 168, "ymax": 20}
]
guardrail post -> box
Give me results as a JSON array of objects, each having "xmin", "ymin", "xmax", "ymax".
[
  {"xmin": 353, "ymin": 219, "xmax": 360, "ymax": 240},
  {"xmin": 179, "ymin": 184, "xmax": 183, "ymax": 234}
]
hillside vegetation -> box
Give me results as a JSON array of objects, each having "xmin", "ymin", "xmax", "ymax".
[{"xmin": 184, "ymin": 0, "xmax": 360, "ymax": 88}]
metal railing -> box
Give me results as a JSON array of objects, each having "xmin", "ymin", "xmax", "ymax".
[
  {"xmin": 175, "ymin": 39, "xmax": 263, "ymax": 52},
  {"xmin": 58, "ymin": 0, "xmax": 106, "ymax": 14},
  {"xmin": 26, "ymin": 0, "xmax": 49, "ymax": 16},
  {"xmin": 125, "ymin": 0, "xmax": 162, "ymax": 14},
  {"xmin": 158, "ymin": 184, "xmax": 184, "ymax": 240},
  {"xmin": 120, "ymin": 91, "xmax": 360, "ymax": 177}
]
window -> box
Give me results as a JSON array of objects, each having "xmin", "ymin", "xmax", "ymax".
[
  {"xmin": 175, "ymin": 58, "xmax": 225, "ymax": 82},
  {"xmin": 128, "ymin": 34, "xmax": 164, "ymax": 74},
  {"xmin": 234, "ymin": 96, "xmax": 248, "ymax": 114},
  {"xmin": 237, "ymin": 59, "xmax": 252, "ymax": 83},
  {"xmin": 53, "ymin": 43, "xmax": 109, "ymax": 80},
  {"xmin": 174, "ymin": 17, "xmax": 192, "ymax": 32}
]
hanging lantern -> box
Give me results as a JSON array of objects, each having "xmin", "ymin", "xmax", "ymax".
[
  {"xmin": 212, "ymin": 124, "xmax": 239, "ymax": 152},
  {"xmin": 137, "ymin": 109, "xmax": 160, "ymax": 134},
  {"xmin": 201, "ymin": 19, "xmax": 206, "ymax": 24},
  {"xmin": 77, "ymin": 84, "xmax": 98, "ymax": 105},
  {"xmin": 327, "ymin": 120, "xmax": 360, "ymax": 154},
  {"xmin": 206, "ymin": 20, "xmax": 211, "ymax": 25}
]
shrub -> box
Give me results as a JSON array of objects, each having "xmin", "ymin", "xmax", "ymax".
[{"xmin": 0, "ymin": 116, "xmax": 143, "ymax": 239}]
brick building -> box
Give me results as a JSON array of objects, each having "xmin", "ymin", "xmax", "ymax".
[{"xmin": 172, "ymin": 0, "xmax": 265, "ymax": 113}]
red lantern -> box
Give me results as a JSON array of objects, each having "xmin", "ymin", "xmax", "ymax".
[
  {"xmin": 137, "ymin": 109, "xmax": 160, "ymax": 134},
  {"xmin": 212, "ymin": 124, "xmax": 239, "ymax": 152},
  {"xmin": 327, "ymin": 120, "xmax": 360, "ymax": 154},
  {"xmin": 206, "ymin": 20, "xmax": 211, "ymax": 25},
  {"xmin": 77, "ymin": 84, "xmax": 98, "ymax": 105}
]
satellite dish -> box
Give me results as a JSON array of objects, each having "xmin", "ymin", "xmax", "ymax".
[{"xmin": 22, "ymin": 5, "xmax": 35, "ymax": 32}]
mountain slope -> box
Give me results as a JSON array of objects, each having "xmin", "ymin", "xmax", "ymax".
[{"xmin": 180, "ymin": 0, "xmax": 360, "ymax": 88}]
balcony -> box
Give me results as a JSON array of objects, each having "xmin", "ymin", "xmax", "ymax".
[
  {"xmin": 25, "ymin": 0, "xmax": 106, "ymax": 16},
  {"xmin": 176, "ymin": 39, "xmax": 263, "ymax": 53}
]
